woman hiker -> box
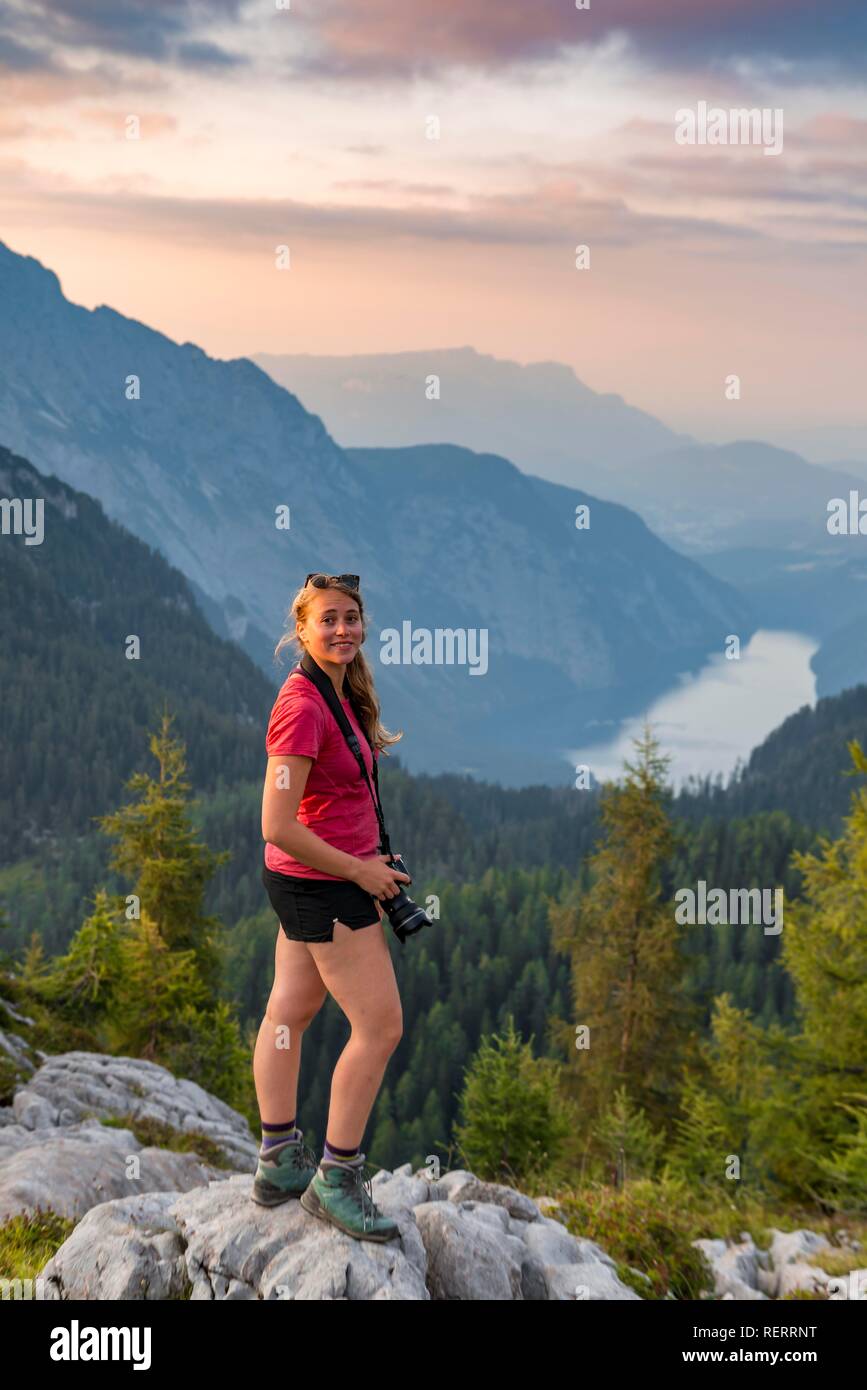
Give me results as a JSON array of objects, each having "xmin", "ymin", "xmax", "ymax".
[{"xmin": 251, "ymin": 572, "xmax": 411, "ymax": 1242}]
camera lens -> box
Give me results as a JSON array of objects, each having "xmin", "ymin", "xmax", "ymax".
[{"xmin": 381, "ymin": 886, "xmax": 430, "ymax": 936}]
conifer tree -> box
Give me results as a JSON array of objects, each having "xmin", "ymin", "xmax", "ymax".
[
  {"xmin": 452, "ymin": 1014, "xmax": 573, "ymax": 1186},
  {"xmin": 592, "ymin": 1084, "xmax": 666, "ymax": 1183},
  {"xmin": 96, "ymin": 708, "xmax": 230, "ymax": 995},
  {"xmin": 665, "ymin": 994, "xmax": 802, "ymax": 1197},
  {"xmin": 369, "ymin": 1084, "xmax": 401, "ymax": 1171},
  {"xmin": 104, "ymin": 912, "xmax": 207, "ymax": 1060},
  {"xmin": 25, "ymin": 710, "xmax": 254, "ymax": 1115},
  {"xmin": 104, "ymin": 909, "xmax": 250, "ymax": 1110},
  {"xmin": 814, "ymin": 1098, "xmax": 867, "ymax": 1210},
  {"xmin": 783, "ymin": 739, "xmax": 867, "ymax": 1084},
  {"xmin": 33, "ymin": 888, "xmax": 123, "ymax": 1022},
  {"xmin": 549, "ymin": 725, "xmax": 697, "ymax": 1129},
  {"xmin": 777, "ymin": 738, "xmax": 867, "ymax": 1205}
]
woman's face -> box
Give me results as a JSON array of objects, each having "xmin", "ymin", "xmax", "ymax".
[{"xmin": 298, "ymin": 588, "xmax": 364, "ymax": 667}]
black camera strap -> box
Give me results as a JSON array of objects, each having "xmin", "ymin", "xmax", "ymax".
[{"xmin": 292, "ymin": 651, "xmax": 392, "ymax": 857}]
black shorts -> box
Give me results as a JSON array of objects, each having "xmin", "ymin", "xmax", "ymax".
[{"xmin": 261, "ymin": 862, "xmax": 382, "ymax": 943}]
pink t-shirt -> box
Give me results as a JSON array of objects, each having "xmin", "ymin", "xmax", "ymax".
[{"xmin": 264, "ymin": 670, "xmax": 381, "ymax": 880}]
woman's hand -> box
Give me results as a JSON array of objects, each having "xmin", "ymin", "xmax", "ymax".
[{"xmin": 351, "ymin": 853, "xmax": 411, "ymax": 899}]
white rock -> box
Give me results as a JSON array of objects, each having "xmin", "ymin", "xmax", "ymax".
[
  {"xmin": 3, "ymin": 1045, "xmax": 640, "ymax": 1301},
  {"xmin": 693, "ymin": 1236, "xmax": 769, "ymax": 1301}
]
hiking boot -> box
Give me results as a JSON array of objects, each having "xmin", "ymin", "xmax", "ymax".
[
  {"xmin": 251, "ymin": 1133, "xmax": 319, "ymax": 1206},
  {"xmin": 299, "ymin": 1155, "xmax": 400, "ymax": 1242}
]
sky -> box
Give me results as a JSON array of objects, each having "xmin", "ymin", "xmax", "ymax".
[{"xmin": 1, "ymin": 0, "xmax": 866, "ymax": 449}]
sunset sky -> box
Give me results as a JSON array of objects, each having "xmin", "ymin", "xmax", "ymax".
[{"xmin": 1, "ymin": 0, "xmax": 865, "ymax": 448}]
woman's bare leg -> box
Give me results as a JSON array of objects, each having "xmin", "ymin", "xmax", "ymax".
[
  {"xmin": 305, "ymin": 918, "xmax": 403, "ymax": 1149},
  {"xmin": 253, "ymin": 926, "xmax": 328, "ymax": 1123}
]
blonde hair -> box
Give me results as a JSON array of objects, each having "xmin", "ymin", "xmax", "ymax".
[{"xmin": 273, "ymin": 578, "xmax": 403, "ymax": 755}]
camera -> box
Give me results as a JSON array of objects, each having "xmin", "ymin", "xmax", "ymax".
[{"xmin": 379, "ymin": 855, "xmax": 432, "ymax": 943}]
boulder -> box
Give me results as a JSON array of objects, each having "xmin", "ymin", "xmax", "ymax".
[
  {"xmin": 0, "ymin": 1120, "xmax": 232, "ymax": 1224},
  {"xmin": 3, "ymin": 1048, "xmax": 640, "ymax": 1300},
  {"xmin": 40, "ymin": 1163, "xmax": 640, "ymax": 1301},
  {"xmin": 693, "ymin": 1226, "xmax": 867, "ymax": 1301},
  {"xmin": 766, "ymin": 1227, "xmax": 835, "ymax": 1299},
  {"xmin": 0, "ymin": 1050, "xmax": 257, "ymax": 1222},
  {"xmin": 693, "ymin": 1235, "xmax": 769, "ymax": 1300},
  {"xmin": 9, "ymin": 1051, "xmax": 256, "ymax": 1165},
  {"xmin": 0, "ymin": 995, "xmax": 45, "ymax": 1083}
]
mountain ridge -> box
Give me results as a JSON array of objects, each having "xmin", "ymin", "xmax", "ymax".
[
  {"xmin": 254, "ymin": 347, "xmax": 864, "ymax": 557},
  {"xmin": 0, "ymin": 239, "xmax": 754, "ymax": 783}
]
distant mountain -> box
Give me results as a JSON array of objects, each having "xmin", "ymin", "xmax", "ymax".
[
  {"xmin": 0, "ymin": 240, "xmax": 752, "ymax": 784},
  {"xmin": 761, "ymin": 425, "xmax": 867, "ymax": 468},
  {"xmin": 0, "ymin": 444, "xmax": 273, "ymax": 866},
  {"xmin": 252, "ymin": 345, "xmax": 692, "ymax": 487},
  {"xmin": 340, "ymin": 442, "xmax": 755, "ymax": 777},
  {"xmin": 253, "ymin": 350, "xmax": 864, "ymax": 557},
  {"xmin": 598, "ymin": 440, "xmax": 867, "ymax": 554},
  {"xmin": 699, "ymin": 547, "xmax": 867, "ymax": 640},
  {"xmin": 0, "ymin": 241, "xmax": 366, "ymax": 672},
  {"xmin": 604, "ymin": 441, "xmax": 867, "ymax": 661}
]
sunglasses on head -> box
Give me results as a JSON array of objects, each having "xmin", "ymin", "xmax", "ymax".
[{"xmin": 305, "ymin": 572, "xmax": 360, "ymax": 591}]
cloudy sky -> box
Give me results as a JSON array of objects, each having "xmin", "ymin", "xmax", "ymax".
[{"xmin": 1, "ymin": 0, "xmax": 865, "ymax": 448}]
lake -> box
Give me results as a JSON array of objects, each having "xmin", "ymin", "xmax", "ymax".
[{"xmin": 567, "ymin": 629, "xmax": 818, "ymax": 789}]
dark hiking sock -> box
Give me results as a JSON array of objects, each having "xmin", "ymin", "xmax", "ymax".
[
  {"xmin": 260, "ymin": 1118, "xmax": 300, "ymax": 1152},
  {"xmin": 322, "ymin": 1138, "xmax": 362, "ymax": 1167}
]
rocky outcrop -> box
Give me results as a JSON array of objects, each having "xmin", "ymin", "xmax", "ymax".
[
  {"xmin": 4, "ymin": 1051, "xmax": 255, "ymax": 1164},
  {"xmin": 0, "ymin": 1051, "xmax": 258, "ymax": 1224},
  {"xmin": 694, "ymin": 1230, "xmax": 866, "ymax": 1301},
  {"xmin": 0, "ymin": 997, "xmax": 43, "ymax": 1080},
  {"xmin": 1, "ymin": 1048, "xmax": 639, "ymax": 1300},
  {"xmin": 38, "ymin": 1166, "xmax": 640, "ymax": 1301},
  {"xmin": 693, "ymin": 1234, "xmax": 772, "ymax": 1300},
  {"xmin": 766, "ymin": 1229, "xmax": 865, "ymax": 1300},
  {"xmin": 8, "ymin": 1046, "xmax": 858, "ymax": 1301}
]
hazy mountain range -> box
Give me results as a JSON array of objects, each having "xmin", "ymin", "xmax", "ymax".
[
  {"xmin": 253, "ymin": 349, "xmax": 866, "ymax": 557},
  {"xmin": 254, "ymin": 347, "xmax": 867, "ymax": 699},
  {"xmin": 0, "ymin": 240, "xmax": 752, "ymax": 784},
  {"xmin": 254, "ymin": 346, "xmax": 692, "ymax": 489}
]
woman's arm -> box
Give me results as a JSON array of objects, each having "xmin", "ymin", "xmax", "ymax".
[
  {"xmin": 261, "ymin": 753, "xmax": 411, "ymax": 898},
  {"xmin": 261, "ymin": 753, "xmax": 363, "ymax": 879}
]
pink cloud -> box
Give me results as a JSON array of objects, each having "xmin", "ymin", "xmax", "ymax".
[{"xmin": 294, "ymin": 0, "xmax": 834, "ymax": 78}]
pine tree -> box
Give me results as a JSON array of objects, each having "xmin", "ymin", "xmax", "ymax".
[
  {"xmin": 783, "ymin": 739, "xmax": 867, "ymax": 1082},
  {"xmin": 549, "ymin": 725, "xmax": 698, "ymax": 1129},
  {"xmin": 369, "ymin": 1084, "xmax": 401, "ymax": 1171},
  {"xmin": 777, "ymin": 738, "xmax": 867, "ymax": 1206},
  {"xmin": 665, "ymin": 994, "xmax": 799, "ymax": 1196},
  {"xmin": 105, "ymin": 912, "xmax": 209, "ymax": 1061},
  {"xmin": 665, "ymin": 1068, "xmax": 730, "ymax": 1186},
  {"xmin": 814, "ymin": 1097, "xmax": 867, "ymax": 1211},
  {"xmin": 24, "ymin": 711, "xmax": 254, "ymax": 1116},
  {"xmin": 452, "ymin": 1014, "xmax": 573, "ymax": 1186},
  {"xmin": 32, "ymin": 888, "xmax": 123, "ymax": 1022},
  {"xmin": 95, "ymin": 708, "xmax": 230, "ymax": 995},
  {"xmin": 592, "ymin": 1084, "xmax": 667, "ymax": 1183}
]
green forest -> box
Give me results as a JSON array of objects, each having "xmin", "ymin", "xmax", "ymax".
[
  {"xmin": 2, "ymin": 447, "xmax": 866, "ymax": 1297},
  {"xmin": 3, "ymin": 707, "xmax": 866, "ymax": 1297}
]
